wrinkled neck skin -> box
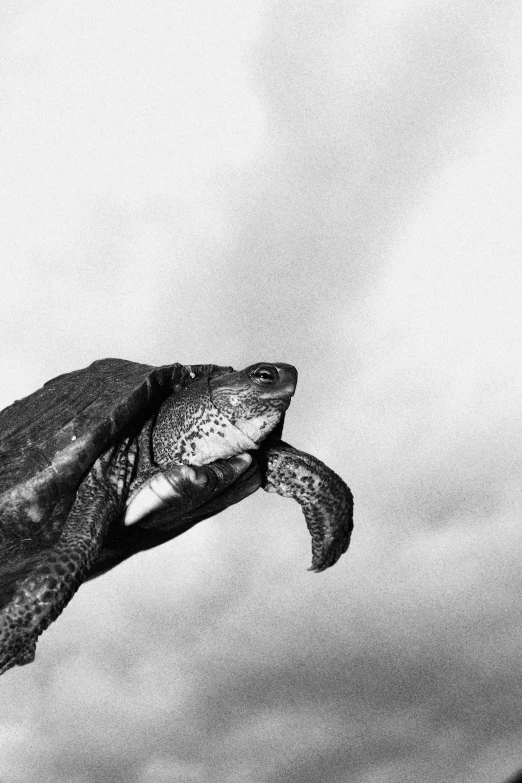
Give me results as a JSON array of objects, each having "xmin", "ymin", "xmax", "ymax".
[
  {"xmin": 209, "ymin": 371, "xmax": 291, "ymax": 443},
  {"xmin": 151, "ymin": 377, "xmax": 283, "ymax": 467}
]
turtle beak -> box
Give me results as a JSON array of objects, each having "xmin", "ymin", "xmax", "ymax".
[{"xmin": 272, "ymin": 363, "xmax": 298, "ymax": 397}]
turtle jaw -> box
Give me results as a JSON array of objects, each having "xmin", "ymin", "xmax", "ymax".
[{"xmin": 208, "ymin": 362, "xmax": 297, "ymax": 445}]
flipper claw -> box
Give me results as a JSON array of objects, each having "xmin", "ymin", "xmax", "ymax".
[{"xmin": 261, "ymin": 442, "xmax": 353, "ymax": 572}]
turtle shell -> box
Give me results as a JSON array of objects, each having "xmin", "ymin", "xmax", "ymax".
[{"xmin": 0, "ymin": 359, "xmax": 231, "ymax": 603}]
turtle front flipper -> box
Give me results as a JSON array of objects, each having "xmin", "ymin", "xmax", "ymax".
[
  {"xmin": 260, "ymin": 441, "xmax": 353, "ymax": 572},
  {"xmin": 0, "ymin": 441, "xmax": 136, "ymax": 675}
]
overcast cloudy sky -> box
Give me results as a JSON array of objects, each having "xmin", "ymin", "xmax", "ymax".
[{"xmin": 1, "ymin": 1, "xmax": 522, "ymax": 781}]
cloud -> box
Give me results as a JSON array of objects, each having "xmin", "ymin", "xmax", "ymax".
[{"xmin": 206, "ymin": 0, "xmax": 520, "ymax": 367}]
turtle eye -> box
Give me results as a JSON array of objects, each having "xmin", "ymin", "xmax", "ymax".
[{"xmin": 250, "ymin": 364, "xmax": 279, "ymax": 385}]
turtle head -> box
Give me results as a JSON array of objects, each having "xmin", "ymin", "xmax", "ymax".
[
  {"xmin": 152, "ymin": 362, "xmax": 297, "ymax": 468},
  {"xmin": 209, "ymin": 363, "xmax": 297, "ymax": 443}
]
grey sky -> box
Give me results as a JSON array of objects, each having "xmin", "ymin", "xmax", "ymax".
[{"xmin": 1, "ymin": 1, "xmax": 522, "ymax": 781}]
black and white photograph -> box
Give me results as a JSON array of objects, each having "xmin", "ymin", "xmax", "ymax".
[{"xmin": 1, "ymin": 1, "xmax": 521, "ymax": 781}]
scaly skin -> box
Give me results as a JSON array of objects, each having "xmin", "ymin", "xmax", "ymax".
[
  {"xmin": 260, "ymin": 441, "xmax": 353, "ymax": 572},
  {"xmin": 151, "ymin": 378, "xmax": 256, "ymax": 467},
  {"xmin": 0, "ymin": 440, "xmax": 137, "ymax": 675},
  {"xmin": 0, "ymin": 446, "xmax": 256, "ymax": 674},
  {"xmin": 151, "ymin": 363, "xmax": 296, "ymax": 467},
  {"xmin": 0, "ymin": 361, "xmax": 354, "ymax": 674}
]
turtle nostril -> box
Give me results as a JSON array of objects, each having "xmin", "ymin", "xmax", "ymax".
[{"xmin": 250, "ymin": 364, "xmax": 279, "ymax": 386}]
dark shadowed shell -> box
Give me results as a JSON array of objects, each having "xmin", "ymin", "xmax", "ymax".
[
  {"xmin": 0, "ymin": 358, "xmax": 354, "ymax": 677},
  {"xmin": 0, "ymin": 359, "xmax": 231, "ymax": 609}
]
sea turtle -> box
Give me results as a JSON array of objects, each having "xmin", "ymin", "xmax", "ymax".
[{"xmin": 0, "ymin": 359, "xmax": 353, "ymax": 675}]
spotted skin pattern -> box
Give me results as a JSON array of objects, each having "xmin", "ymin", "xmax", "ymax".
[
  {"xmin": 152, "ymin": 379, "xmax": 241, "ymax": 466},
  {"xmin": 210, "ymin": 382, "xmax": 288, "ymax": 437},
  {"xmin": 0, "ymin": 359, "xmax": 353, "ymax": 674},
  {"xmin": 151, "ymin": 375, "xmax": 287, "ymax": 468},
  {"xmin": 261, "ymin": 442, "xmax": 353, "ymax": 572},
  {"xmin": 0, "ymin": 441, "xmax": 136, "ymax": 674}
]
